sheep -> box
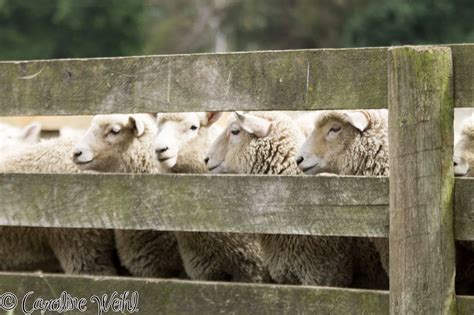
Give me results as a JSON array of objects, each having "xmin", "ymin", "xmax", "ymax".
[
  {"xmin": 454, "ymin": 114, "xmax": 473, "ymax": 177},
  {"xmin": 0, "ymin": 122, "xmax": 41, "ymax": 151},
  {"xmin": 296, "ymin": 110, "xmax": 389, "ymax": 176},
  {"xmin": 293, "ymin": 111, "xmax": 322, "ymax": 138},
  {"xmin": 73, "ymin": 113, "xmax": 184, "ymax": 278},
  {"xmin": 0, "ymin": 137, "xmax": 80, "ymax": 173},
  {"xmin": 0, "ymin": 137, "xmax": 117, "ymax": 275},
  {"xmin": 295, "ymin": 109, "xmax": 389, "ymax": 288},
  {"xmin": 154, "ymin": 112, "xmax": 222, "ymax": 174},
  {"xmin": 60, "ymin": 126, "xmax": 86, "ymax": 139},
  {"xmin": 153, "ymin": 112, "xmax": 265, "ymax": 282},
  {"xmin": 0, "ymin": 121, "xmax": 41, "ymax": 143},
  {"xmin": 454, "ymin": 155, "xmax": 470, "ymax": 177},
  {"xmin": 204, "ymin": 111, "xmax": 355, "ymax": 286}
]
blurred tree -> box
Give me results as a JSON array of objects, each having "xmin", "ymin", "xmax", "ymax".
[
  {"xmin": 341, "ymin": 0, "xmax": 474, "ymax": 47},
  {"xmin": 142, "ymin": 0, "xmax": 229, "ymax": 54},
  {"xmin": 2, "ymin": 0, "xmax": 473, "ymax": 60},
  {"xmin": 220, "ymin": 0, "xmax": 365, "ymax": 51},
  {"xmin": 142, "ymin": 0, "xmax": 367, "ymax": 53},
  {"xmin": 142, "ymin": 0, "xmax": 213, "ymax": 54},
  {"xmin": 0, "ymin": 0, "xmax": 146, "ymax": 60}
]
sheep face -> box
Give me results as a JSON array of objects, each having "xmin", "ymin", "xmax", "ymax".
[
  {"xmin": 454, "ymin": 114, "xmax": 474, "ymax": 177},
  {"xmin": 296, "ymin": 111, "xmax": 371, "ymax": 175},
  {"xmin": 205, "ymin": 112, "xmax": 272, "ymax": 174},
  {"xmin": 0, "ymin": 122, "xmax": 41, "ymax": 148},
  {"xmin": 454, "ymin": 155, "xmax": 470, "ymax": 176},
  {"xmin": 73, "ymin": 114, "xmax": 148, "ymax": 171},
  {"xmin": 154, "ymin": 112, "xmax": 221, "ymax": 170}
]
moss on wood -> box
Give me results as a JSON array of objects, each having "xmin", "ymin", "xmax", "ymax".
[{"xmin": 0, "ymin": 173, "xmax": 389, "ymax": 237}]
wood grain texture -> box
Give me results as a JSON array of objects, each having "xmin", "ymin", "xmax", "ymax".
[
  {"xmin": 0, "ymin": 48, "xmax": 388, "ymax": 116},
  {"xmin": 454, "ymin": 177, "xmax": 474, "ymax": 241},
  {"xmin": 388, "ymin": 46, "xmax": 456, "ymax": 314},
  {"xmin": 0, "ymin": 173, "xmax": 471, "ymax": 238},
  {"xmin": 451, "ymin": 44, "xmax": 474, "ymax": 108},
  {"xmin": 457, "ymin": 296, "xmax": 474, "ymax": 315},
  {"xmin": 0, "ymin": 48, "xmax": 382, "ymax": 116},
  {"xmin": 3, "ymin": 272, "xmax": 474, "ymax": 314},
  {"xmin": 0, "ymin": 273, "xmax": 389, "ymax": 314},
  {"xmin": 0, "ymin": 173, "xmax": 389, "ymax": 237},
  {"xmin": 0, "ymin": 45, "xmax": 471, "ymax": 116}
]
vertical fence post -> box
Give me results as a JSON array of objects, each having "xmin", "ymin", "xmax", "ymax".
[{"xmin": 388, "ymin": 46, "xmax": 456, "ymax": 314}]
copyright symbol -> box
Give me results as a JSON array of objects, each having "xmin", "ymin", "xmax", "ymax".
[{"xmin": 0, "ymin": 292, "xmax": 18, "ymax": 311}]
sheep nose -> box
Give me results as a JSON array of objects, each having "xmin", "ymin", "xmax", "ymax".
[
  {"xmin": 296, "ymin": 156, "xmax": 304, "ymax": 165},
  {"xmin": 156, "ymin": 146, "xmax": 168, "ymax": 154},
  {"xmin": 204, "ymin": 157, "xmax": 209, "ymax": 165},
  {"xmin": 73, "ymin": 149, "xmax": 82, "ymax": 158}
]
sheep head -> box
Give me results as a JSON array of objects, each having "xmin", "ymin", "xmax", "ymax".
[
  {"xmin": 296, "ymin": 110, "xmax": 388, "ymax": 175},
  {"xmin": 454, "ymin": 114, "xmax": 474, "ymax": 177},
  {"xmin": 73, "ymin": 114, "xmax": 155, "ymax": 172},
  {"xmin": 154, "ymin": 112, "xmax": 222, "ymax": 171},
  {"xmin": 206, "ymin": 112, "xmax": 302, "ymax": 175},
  {"xmin": 0, "ymin": 122, "xmax": 41, "ymax": 148}
]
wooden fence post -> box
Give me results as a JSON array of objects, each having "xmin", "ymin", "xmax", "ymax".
[{"xmin": 388, "ymin": 46, "xmax": 456, "ymax": 314}]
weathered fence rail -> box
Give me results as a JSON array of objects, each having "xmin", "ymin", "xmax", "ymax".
[
  {"xmin": 0, "ymin": 273, "xmax": 390, "ymax": 315},
  {"xmin": 0, "ymin": 44, "xmax": 472, "ymax": 116},
  {"xmin": 0, "ymin": 44, "xmax": 473, "ymax": 314},
  {"xmin": 0, "ymin": 173, "xmax": 389, "ymax": 236},
  {"xmin": 0, "ymin": 174, "xmax": 473, "ymax": 240},
  {"xmin": 2, "ymin": 273, "xmax": 474, "ymax": 315}
]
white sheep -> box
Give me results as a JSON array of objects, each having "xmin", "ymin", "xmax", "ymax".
[
  {"xmin": 454, "ymin": 155, "xmax": 470, "ymax": 177},
  {"xmin": 454, "ymin": 114, "xmax": 473, "ymax": 177},
  {"xmin": 59, "ymin": 127, "xmax": 86, "ymax": 139},
  {"xmin": 154, "ymin": 112, "xmax": 222, "ymax": 173},
  {"xmin": 0, "ymin": 122, "xmax": 41, "ymax": 151},
  {"xmin": 296, "ymin": 109, "xmax": 389, "ymax": 288},
  {"xmin": 293, "ymin": 111, "xmax": 322, "ymax": 138},
  {"xmin": 205, "ymin": 111, "xmax": 355, "ymax": 286},
  {"xmin": 0, "ymin": 137, "xmax": 117, "ymax": 275},
  {"xmin": 73, "ymin": 113, "xmax": 185, "ymax": 278},
  {"xmin": 154, "ymin": 112, "xmax": 265, "ymax": 282}
]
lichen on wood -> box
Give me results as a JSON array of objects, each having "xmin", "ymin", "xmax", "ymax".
[
  {"xmin": 0, "ymin": 173, "xmax": 389, "ymax": 237},
  {"xmin": 388, "ymin": 45, "xmax": 456, "ymax": 314}
]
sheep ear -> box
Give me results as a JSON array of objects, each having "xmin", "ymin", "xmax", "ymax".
[
  {"xmin": 344, "ymin": 112, "xmax": 369, "ymax": 132},
  {"xmin": 21, "ymin": 122, "xmax": 41, "ymax": 143},
  {"xmin": 129, "ymin": 116, "xmax": 145, "ymax": 137},
  {"xmin": 234, "ymin": 112, "xmax": 272, "ymax": 138},
  {"xmin": 199, "ymin": 112, "xmax": 223, "ymax": 126},
  {"xmin": 204, "ymin": 112, "xmax": 223, "ymax": 126}
]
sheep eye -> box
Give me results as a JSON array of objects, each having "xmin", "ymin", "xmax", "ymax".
[
  {"xmin": 329, "ymin": 126, "xmax": 341, "ymax": 134},
  {"xmin": 190, "ymin": 125, "xmax": 198, "ymax": 131},
  {"xmin": 231, "ymin": 129, "xmax": 240, "ymax": 135},
  {"xmin": 110, "ymin": 128, "xmax": 121, "ymax": 135}
]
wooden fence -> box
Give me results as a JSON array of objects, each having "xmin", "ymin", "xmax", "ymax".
[{"xmin": 0, "ymin": 44, "xmax": 473, "ymax": 314}]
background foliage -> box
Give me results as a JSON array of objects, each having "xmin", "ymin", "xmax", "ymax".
[
  {"xmin": 0, "ymin": 0, "xmax": 145, "ymax": 59},
  {"xmin": 0, "ymin": 0, "xmax": 473, "ymax": 60}
]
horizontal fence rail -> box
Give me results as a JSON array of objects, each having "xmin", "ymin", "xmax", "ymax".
[
  {"xmin": 1, "ymin": 273, "xmax": 474, "ymax": 315},
  {"xmin": 0, "ymin": 173, "xmax": 389, "ymax": 237},
  {"xmin": 0, "ymin": 173, "xmax": 472, "ymax": 239},
  {"xmin": 0, "ymin": 273, "xmax": 390, "ymax": 314},
  {"xmin": 0, "ymin": 44, "xmax": 472, "ymax": 116}
]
